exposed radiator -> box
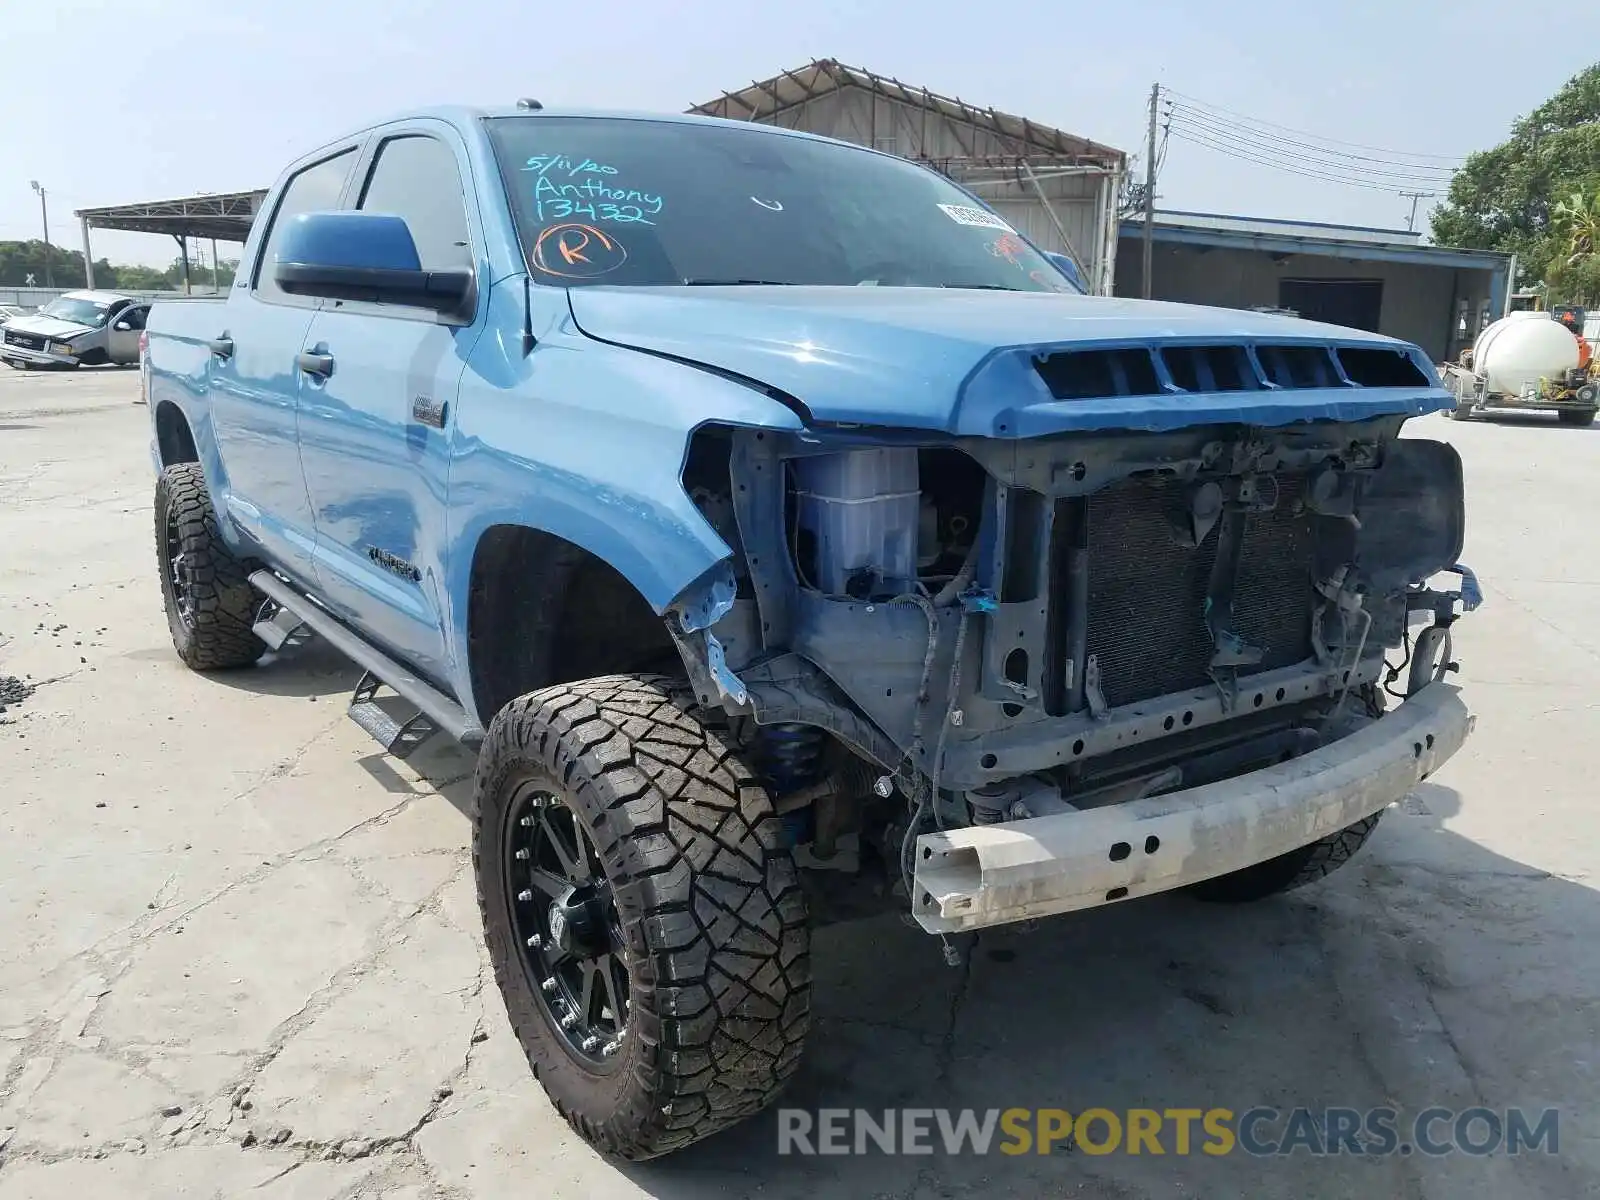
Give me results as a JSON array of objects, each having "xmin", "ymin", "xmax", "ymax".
[{"xmin": 1082, "ymin": 474, "xmax": 1316, "ymax": 709}]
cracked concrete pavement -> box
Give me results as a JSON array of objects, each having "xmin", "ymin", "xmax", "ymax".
[{"xmin": 1, "ymin": 367, "xmax": 1596, "ymax": 1198}]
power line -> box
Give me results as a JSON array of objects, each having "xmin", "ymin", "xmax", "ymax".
[
  {"xmin": 1166, "ymin": 104, "xmax": 1457, "ymax": 182},
  {"xmin": 1164, "ymin": 87, "xmax": 1466, "ymax": 163},
  {"xmin": 1167, "ymin": 128, "xmax": 1447, "ymax": 194},
  {"xmin": 1166, "ymin": 120, "xmax": 1455, "ymax": 191}
]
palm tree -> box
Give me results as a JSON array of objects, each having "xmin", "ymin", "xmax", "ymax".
[{"xmin": 1553, "ymin": 189, "xmax": 1600, "ymax": 265}]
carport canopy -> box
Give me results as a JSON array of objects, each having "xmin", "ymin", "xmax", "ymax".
[{"xmin": 74, "ymin": 190, "xmax": 267, "ymax": 289}]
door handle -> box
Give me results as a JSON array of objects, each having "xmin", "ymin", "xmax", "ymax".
[
  {"xmin": 207, "ymin": 334, "xmax": 233, "ymax": 359},
  {"xmin": 411, "ymin": 395, "xmax": 447, "ymax": 429},
  {"xmin": 296, "ymin": 350, "xmax": 334, "ymax": 379}
]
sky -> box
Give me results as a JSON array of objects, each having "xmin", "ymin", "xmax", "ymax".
[{"xmin": 1, "ymin": 0, "xmax": 1591, "ymax": 268}]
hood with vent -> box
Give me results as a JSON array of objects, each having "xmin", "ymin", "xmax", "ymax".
[{"xmin": 565, "ymin": 285, "xmax": 1451, "ymax": 437}]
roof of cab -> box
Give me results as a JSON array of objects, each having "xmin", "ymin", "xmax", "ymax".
[
  {"xmin": 59, "ymin": 290, "xmax": 134, "ymax": 303},
  {"xmin": 355, "ymin": 104, "xmax": 848, "ymax": 147}
]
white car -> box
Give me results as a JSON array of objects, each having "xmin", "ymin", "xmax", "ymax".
[{"xmin": 1, "ymin": 291, "xmax": 150, "ymax": 369}]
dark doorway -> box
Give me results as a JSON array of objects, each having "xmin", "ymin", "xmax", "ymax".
[{"xmin": 1279, "ymin": 278, "xmax": 1384, "ymax": 332}]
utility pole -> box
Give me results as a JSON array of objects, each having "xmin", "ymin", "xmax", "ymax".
[
  {"xmin": 1141, "ymin": 82, "xmax": 1159, "ymax": 299},
  {"xmin": 1400, "ymin": 190, "xmax": 1436, "ymax": 233},
  {"xmin": 29, "ymin": 180, "xmax": 52, "ymax": 288}
]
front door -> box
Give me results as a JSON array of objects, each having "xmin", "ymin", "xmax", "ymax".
[
  {"xmin": 107, "ymin": 304, "xmax": 149, "ymax": 364},
  {"xmin": 296, "ymin": 128, "xmax": 481, "ymax": 687}
]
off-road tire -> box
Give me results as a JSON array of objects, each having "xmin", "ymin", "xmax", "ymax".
[
  {"xmin": 473, "ymin": 674, "xmax": 811, "ymax": 1160},
  {"xmin": 1190, "ymin": 685, "xmax": 1389, "ymax": 902},
  {"xmin": 1187, "ymin": 810, "xmax": 1385, "ymax": 903},
  {"xmin": 1559, "ymin": 408, "xmax": 1597, "ymax": 426},
  {"xmin": 154, "ymin": 463, "xmax": 264, "ymax": 670}
]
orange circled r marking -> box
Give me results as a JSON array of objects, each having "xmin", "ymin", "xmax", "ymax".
[{"xmin": 532, "ymin": 223, "xmax": 628, "ymax": 278}]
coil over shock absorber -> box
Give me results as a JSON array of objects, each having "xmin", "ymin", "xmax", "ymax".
[
  {"xmin": 756, "ymin": 723, "xmax": 827, "ymax": 845},
  {"xmin": 758, "ymin": 723, "xmax": 826, "ymax": 790}
]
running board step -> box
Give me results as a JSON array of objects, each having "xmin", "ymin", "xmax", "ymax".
[
  {"xmin": 247, "ymin": 569, "xmax": 483, "ymax": 748},
  {"xmin": 252, "ymin": 599, "xmax": 312, "ymax": 653},
  {"xmin": 348, "ymin": 671, "xmax": 440, "ymax": 759}
]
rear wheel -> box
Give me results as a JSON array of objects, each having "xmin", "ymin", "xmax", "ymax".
[
  {"xmin": 474, "ymin": 674, "xmax": 810, "ymax": 1159},
  {"xmin": 1559, "ymin": 408, "xmax": 1597, "ymax": 426},
  {"xmin": 154, "ymin": 463, "xmax": 265, "ymax": 670}
]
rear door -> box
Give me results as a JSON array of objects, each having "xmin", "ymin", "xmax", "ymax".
[
  {"xmin": 207, "ymin": 145, "xmax": 362, "ymax": 583},
  {"xmin": 295, "ymin": 126, "xmax": 482, "ymax": 686}
]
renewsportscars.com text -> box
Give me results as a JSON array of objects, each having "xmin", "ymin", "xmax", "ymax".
[{"xmin": 777, "ymin": 1106, "xmax": 1559, "ymax": 1158}]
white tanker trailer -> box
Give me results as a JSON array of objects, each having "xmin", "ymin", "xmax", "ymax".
[{"xmin": 1441, "ymin": 308, "xmax": 1598, "ymax": 425}]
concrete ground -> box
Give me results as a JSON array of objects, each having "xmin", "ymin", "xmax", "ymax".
[{"xmin": 0, "ymin": 365, "xmax": 1594, "ymax": 1199}]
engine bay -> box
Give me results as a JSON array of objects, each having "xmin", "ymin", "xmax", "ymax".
[{"xmin": 671, "ymin": 414, "xmax": 1473, "ymax": 910}]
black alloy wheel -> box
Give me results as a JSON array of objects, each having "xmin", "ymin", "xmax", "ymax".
[{"xmin": 503, "ymin": 783, "xmax": 630, "ymax": 1064}]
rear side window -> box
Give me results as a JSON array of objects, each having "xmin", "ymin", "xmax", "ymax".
[
  {"xmin": 357, "ymin": 135, "xmax": 472, "ymax": 272},
  {"xmin": 253, "ymin": 149, "xmax": 358, "ymax": 302}
]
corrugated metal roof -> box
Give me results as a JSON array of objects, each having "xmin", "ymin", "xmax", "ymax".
[
  {"xmin": 1119, "ymin": 210, "xmax": 1513, "ymax": 270},
  {"xmin": 75, "ymin": 190, "xmax": 267, "ymax": 241},
  {"xmin": 1150, "ymin": 210, "xmax": 1423, "ymax": 247},
  {"xmin": 689, "ymin": 59, "xmax": 1125, "ymax": 168}
]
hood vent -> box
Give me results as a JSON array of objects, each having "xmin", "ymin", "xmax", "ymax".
[
  {"xmin": 1335, "ymin": 346, "xmax": 1432, "ymax": 388},
  {"xmin": 1162, "ymin": 345, "xmax": 1257, "ymax": 393},
  {"xmin": 1033, "ymin": 347, "xmax": 1160, "ymax": 401},
  {"xmin": 1033, "ymin": 342, "xmax": 1431, "ymax": 402}
]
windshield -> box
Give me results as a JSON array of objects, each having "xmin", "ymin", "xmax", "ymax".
[
  {"xmin": 486, "ymin": 116, "xmax": 1080, "ymax": 292},
  {"xmin": 38, "ymin": 297, "xmax": 112, "ymax": 326}
]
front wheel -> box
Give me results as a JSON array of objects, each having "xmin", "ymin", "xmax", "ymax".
[
  {"xmin": 1187, "ymin": 811, "xmax": 1384, "ymax": 903},
  {"xmin": 473, "ymin": 674, "xmax": 811, "ymax": 1160}
]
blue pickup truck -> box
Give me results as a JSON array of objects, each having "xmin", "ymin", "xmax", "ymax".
[{"xmin": 143, "ymin": 103, "xmax": 1478, "ymax": 1159}]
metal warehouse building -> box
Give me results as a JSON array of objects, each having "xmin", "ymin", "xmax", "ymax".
[
  {"xmin": 1115, "ymin": 211, "xmax": 1515, "ymax": 364},
  {"xmin": 691, "ymin": 60, "xmax": 1126, "ymax": 294}
]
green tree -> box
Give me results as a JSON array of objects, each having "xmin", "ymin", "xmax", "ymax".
[
  {"xmin": 114, "ymin": 263, "xmax": 173, "ymax": 291},
  {"xmin": 163, "ymin": 254, "xmax": 237, "ymax": 291},
  {"xmin": 1544, "ymin": 187, "xmax": 1600, "ymax": 303},
  {"xmin": 1432, "ymin": 64, "xmax": 1600, "ymax": 294},
  {"xmin": 0, "ymin": 240, "xmax": 115, "ymax": 289},
  {"xmin": 1552, "ymin": 188, "xmax": 1600, "ymax": 261}
]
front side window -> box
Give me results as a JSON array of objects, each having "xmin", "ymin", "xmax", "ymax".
[
  {"xmin": 485, "ymin": 116, "xmax": 1076, "ymax": 293},
  {"xmin": 358, "ymin": 135, "xmax": 473, "ymax": 272},
  {"xmin": 254, "ymin": 148, "xmax": 359, "ymax": 301}
]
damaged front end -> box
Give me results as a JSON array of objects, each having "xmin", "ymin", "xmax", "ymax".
[{"xmin": 666, "ymin": 341, "xmax": 1477, "ymax": 935}]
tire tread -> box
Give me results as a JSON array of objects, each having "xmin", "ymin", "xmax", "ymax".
[
  {"xmin": 473, "ymin": 674, "xmax": 809, "ymax": 1160},
  {"xmin": 154, "ymin": 463, "xmax": 263, "ymax": 670}
]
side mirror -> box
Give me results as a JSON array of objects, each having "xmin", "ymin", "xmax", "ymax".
[
  {"xmin": 273, "ymin": 211, "xmax": 473, "ymax": 313},
  {"xmin": 114, "ymin": 320, "xmax": 132, "ymax": 331},
  {"xmin": 1045, "ymin": 252, "xmax": 1085, "ymax": 293}
]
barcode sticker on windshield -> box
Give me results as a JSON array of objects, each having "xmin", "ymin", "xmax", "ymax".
[{"xmin": 938, "ymin": 203, "xmax": 1014, "ymax": 232}]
